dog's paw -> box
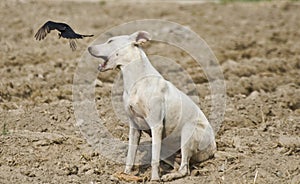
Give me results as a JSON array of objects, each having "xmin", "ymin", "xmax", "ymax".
[
  {"xmin": 150, "ymin": 174, "xmax": 160, "ymax": 181},
  {"xmin": 124, "ymin": 166, "xmax": 132, "ymax": 174},
  {"xmin": 161, "ymin": 174, "xmax": 172, "ymax": 182},
  {"xmin": 161, "ymin": 172, "xmax": 185, "ymax": 181}
]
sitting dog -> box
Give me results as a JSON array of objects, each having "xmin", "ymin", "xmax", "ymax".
[{"xmin": 88, "ymin": 31, "xmax": 216, "ymax": 181}]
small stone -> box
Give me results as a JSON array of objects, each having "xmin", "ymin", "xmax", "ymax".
[
  {"xmin": 85, "ymin": 169, "xmax": 94, "ymax": 175},
  {"xmin": 66, "ymin": 165, "xmax": 78, "ymax": 175},
  {"xmin": 79, "ymin": 165, "xmax": 91, "ymax": 174},
  {"xmin": 9, "ymin": 55, "xmax": 16, "ymax": 60},
  {"xmin": 110, "ymin": 174, "xmax": 119, "ymax": 181},
  {"xmin": 191, "ymin": 170, "xmax": 200, "ymax": 176},
  {"xmin": 21, "ymin": 170, "xmax": 36, "ymax": 177},
  {"xmin": 94, "ymin": 168, "xmax": 102, "ymax": 175},
  {"xmin": 246, "ymin": 91, "xmax": 259, "ymax": 100}
]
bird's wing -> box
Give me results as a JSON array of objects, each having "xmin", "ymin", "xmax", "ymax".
[
  {"xmin": 34, "ymin": 21, "xmax": 67, "ymax": 40},
  {"xmin": 61, "ymin": 26, "xmax": 83, "ymax": 39}
]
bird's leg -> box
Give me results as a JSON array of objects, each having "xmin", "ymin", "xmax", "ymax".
[{"xmin": 58, "ymin": 33, "xmax": 61, "ymax": 39}]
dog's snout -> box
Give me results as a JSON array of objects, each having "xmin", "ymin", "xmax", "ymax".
[
  {"xmin": 88, "ymin": 46, "xmax": 92, "ymax": 53},
  {"xmin": 88, "ymin": 46, "xmax": 98, "ymax": 57}
]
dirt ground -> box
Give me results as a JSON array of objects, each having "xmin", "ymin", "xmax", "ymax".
[{"xmin": 0, "ymin": 0, "xmax": 300, "ymax": 183}]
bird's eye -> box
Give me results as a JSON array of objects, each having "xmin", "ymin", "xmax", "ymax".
[{"xmin": 108, "ymin": 39, "xmax": 113, "ymax": 44}]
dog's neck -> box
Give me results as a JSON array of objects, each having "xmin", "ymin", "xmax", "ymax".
[{"xmin": 120, "ymin": 47, "xmax": 161, "ymax": 92}]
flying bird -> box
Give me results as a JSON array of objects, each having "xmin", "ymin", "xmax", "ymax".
[{"xmin": 34, "ymin": 21, "xmax": 94, "ymax": 51}]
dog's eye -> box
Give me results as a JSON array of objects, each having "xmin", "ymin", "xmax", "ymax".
[{"xmin": 108, "ymin": 39, "xmax": 113, "ymax": 44}]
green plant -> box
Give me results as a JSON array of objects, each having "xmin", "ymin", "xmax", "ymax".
[
  {"xmin": 99, "ymin": 0, "xmax": 106, "ymax": 6},
  {"xmin": 2, "ymin": 123, "xmax": 8, "ymax": 136}
]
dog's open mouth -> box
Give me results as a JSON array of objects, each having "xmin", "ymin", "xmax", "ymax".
[
  {"xmin": 98, "ymin": 61, "xmax": 108, "ymax": 71},
  {"xmin": 97, "ymin": 56, "xmax": 108, "ymax": 71}
]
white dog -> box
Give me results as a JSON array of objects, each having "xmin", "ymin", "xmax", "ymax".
[{"xmin": 88, "ymin": 31, "xmax": 216, "ymax": 181}]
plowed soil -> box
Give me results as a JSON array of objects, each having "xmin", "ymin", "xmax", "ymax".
[{"xmin": 0, "ymin": 1, "xmax": 299, "ymax": 184}]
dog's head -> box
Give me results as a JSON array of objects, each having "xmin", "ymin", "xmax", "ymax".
[{"xmin": 88, "ymin": 31, "xmax": 151, "ymax": 72}]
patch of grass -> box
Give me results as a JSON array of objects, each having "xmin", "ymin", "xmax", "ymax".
[
  {"xmin": 2, "ymin": 123, "xmax": 8, "ymax": 136},
  {"xmin": 99, "ymin": 0, "xmax": 106, "ymax": 6}
]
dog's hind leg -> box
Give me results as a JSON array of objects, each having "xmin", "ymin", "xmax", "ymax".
[
  {"xmin": 191, "ymin": 125, "xmax": 216, "ymax": 163},
  {"xmin": 161, "ymin": 124, "xmax": 195, "ymax": 181}
]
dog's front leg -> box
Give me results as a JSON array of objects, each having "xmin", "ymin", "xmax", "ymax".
[
  {"xmin": 150, "ymin": 124, "xmax": 163, "ymax": 181},
  {"xmin": 124, "ymin": 123, "xmax": 141, "ymax": 174},
  {"xmin": 146, "ymin": 97, "xmax": 165, "ymax": 181}
]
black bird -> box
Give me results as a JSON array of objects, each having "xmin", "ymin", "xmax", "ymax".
[{"xmin": 35, "ymin": 21, "xmax": 94, "ymax": 51}]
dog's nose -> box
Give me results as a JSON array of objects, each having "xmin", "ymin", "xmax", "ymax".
[{"xmin": 88, "ymin": 46, "xmax": 92, "ymax": 53}]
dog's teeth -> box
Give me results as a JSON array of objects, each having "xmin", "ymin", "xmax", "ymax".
[{"xmin": 98, "ymin": 64, "xmax": 103, "ymax": 71}]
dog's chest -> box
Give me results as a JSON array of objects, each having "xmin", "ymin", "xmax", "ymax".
[{"xmin": 125, "ymin": 77, "xmax": 167, "ymax": 110}]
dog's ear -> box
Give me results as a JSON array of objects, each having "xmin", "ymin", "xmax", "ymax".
[{"xmin": 131, "ymin": 31, "xmax": 151, "ymax": 46}]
